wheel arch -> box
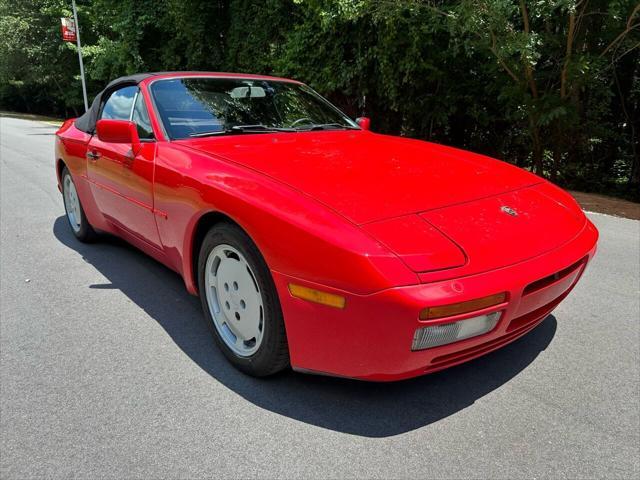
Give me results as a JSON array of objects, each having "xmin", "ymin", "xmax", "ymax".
[
  {"xmin": 187, "ymin": 210, "xmax": 248, "ymax": 295},
  {"xmin": 56, "ymin": 158, "xmax": 67, "ymax": 190}
]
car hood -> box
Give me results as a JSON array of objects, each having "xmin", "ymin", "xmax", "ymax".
[
  {"xmin": 362, "ymin": 184, "xmax": 587, "ymax": 274},
  {"xmin": 180, "ymin": 131, "xmax": 542, "ymax": 225}
]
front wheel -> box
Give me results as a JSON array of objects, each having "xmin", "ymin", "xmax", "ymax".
[
  {"xmin": 61, "ymin": 167, "xmax": 95, "ymax": 242},
  {"xmin": 197, "ymin": 223, "xmax": 289, "ymax": 377}
]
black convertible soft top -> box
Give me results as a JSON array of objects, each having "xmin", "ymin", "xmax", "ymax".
[{"xmin": 74, "ymin": 73, "xmax": 156, "ymax": 133}]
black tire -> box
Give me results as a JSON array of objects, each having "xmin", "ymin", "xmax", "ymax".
[
  {"xmin": 61, "ymin": 166, "xmax": 96, "ymax": 242},
  {"xmin": 197, "ymin": 222, "xmax": 289, "ymax": 377}
]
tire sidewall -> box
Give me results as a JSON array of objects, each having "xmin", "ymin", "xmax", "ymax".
[
  {"xmin": 61, "ymin": 167, "xmax": 93, "ymax": 241},
  {"xmin": 197, "ymin": 223, "xmax": 288, "ymax": 376}
]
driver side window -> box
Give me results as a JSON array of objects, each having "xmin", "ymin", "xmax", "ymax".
[{"xmin": 100, "ymin": 86, "xmax": 137, "ymax": 120}]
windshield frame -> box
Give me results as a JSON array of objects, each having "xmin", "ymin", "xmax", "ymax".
[{"xmin": 147, "ymin": 75, "xmax": 360, "ymax": 140}]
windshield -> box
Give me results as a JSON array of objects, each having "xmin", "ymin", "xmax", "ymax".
[{"xmin": 149, "ymin": 77, "xmax": 358, "ymax": 139}]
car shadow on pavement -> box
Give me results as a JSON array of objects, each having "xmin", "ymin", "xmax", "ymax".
[{"xmin": 54, "ymin": 216, "xmax": 557, "ymax": 438}]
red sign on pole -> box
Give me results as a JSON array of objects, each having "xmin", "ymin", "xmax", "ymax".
[{"xmin": 60, "ymin": 18, "xmax": 77, "ymax": 42}]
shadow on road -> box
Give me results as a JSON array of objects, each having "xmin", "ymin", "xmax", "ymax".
[{"xmin": 54, "ymin": 216, "xmax": 556, "ymax": 438}]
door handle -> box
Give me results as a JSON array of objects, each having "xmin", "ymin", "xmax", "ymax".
[{"xmin": 87, "ymin": 150, "xmax": 101, "ymax": 161}]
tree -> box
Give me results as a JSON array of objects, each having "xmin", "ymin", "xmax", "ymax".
[
  {"xmin": 452, "ymin": 0, "xmax": 639, "ymax": 190},
  {"xmin": 1, "ymin": 0, "xmax": 637, "ymax": 198},
  {"xmin": 0, "ymin": 0, "xmax": 86, "ymax": 116}
]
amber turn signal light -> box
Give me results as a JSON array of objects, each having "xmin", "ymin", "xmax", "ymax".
[
  {"xmin": 288, "ymin": 284, "xmax": 346, "ymax": 309},
  {"xmin": 420, "ymin": 292, "xmax": 507, "ymax": 320}
]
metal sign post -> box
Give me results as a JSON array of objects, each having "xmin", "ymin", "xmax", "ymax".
[{"xmin": 71, "ymin": 0, "xmax": 88, "ymax": 112}]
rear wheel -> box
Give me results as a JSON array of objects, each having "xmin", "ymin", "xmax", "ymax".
[
  {"xmin": 197, "ymin": 223, "xmax": 289, "ymax": 376},
  {"xmin": 61, "ymin": 167, "xmax": 95, "ymax": 242}
]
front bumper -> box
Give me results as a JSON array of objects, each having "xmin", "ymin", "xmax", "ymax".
[{"xmin": 273, "ymin": 219, "xmax": 598, "ymax": 381}]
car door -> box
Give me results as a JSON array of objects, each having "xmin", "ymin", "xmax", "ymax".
[{"xmin": 86, "ymin": 86, "xmax": 162, "ymax": 248}]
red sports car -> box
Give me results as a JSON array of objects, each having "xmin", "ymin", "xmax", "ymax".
[{"xmin": 55, "ymin": 72, "xmax": 598, "ymax": 381}]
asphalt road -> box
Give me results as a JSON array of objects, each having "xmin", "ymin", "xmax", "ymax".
[{"xmin": 1, "ymin": 116, "xmax": 639, "ymax": 479}]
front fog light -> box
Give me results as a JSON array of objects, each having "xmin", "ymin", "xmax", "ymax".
[{"xmin": 411, "ymin": 311, "xmax": 501, "ymax": 351}]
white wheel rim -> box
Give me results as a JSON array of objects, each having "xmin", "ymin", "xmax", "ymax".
[
  {"xmin": 205, "ymin": 244, "xmax": 264, "ymax": 357},
  {"xmin": 63, "ymin": 174, "xmax": 82, "ymax": 233}
]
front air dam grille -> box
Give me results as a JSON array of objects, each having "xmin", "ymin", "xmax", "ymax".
[{"xmin": 523, "ymin": 257, "xmax": 586, "ymax": 296}]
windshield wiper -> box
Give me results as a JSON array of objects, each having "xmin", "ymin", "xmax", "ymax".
[
  {"xmin": 295, "ymin": 123, "xmax": 360, "ymax": 131},
  {"xmin": 231, "ymin": 124, "xmax": 296, "ymax": 132},
  {"xmin": 189, "ymin": 124, "xmax": 296, "ymax": 137},
  {"xmin": 189, "ymin": 130, "xmax": 229, "ymax": 137}
]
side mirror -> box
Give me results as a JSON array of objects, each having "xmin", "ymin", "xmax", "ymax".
[
  {"xmin": 96, "ymin": 119, "xmax": 140, "ymax": 147},
  {"xmin": 356, "ymin": 117, "xmax": 371, "ymax": 131}
]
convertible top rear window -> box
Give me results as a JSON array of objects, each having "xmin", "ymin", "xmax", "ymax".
[{"xmin": 149, "ymin": 77, "xmax": 357, "ymax": 139}]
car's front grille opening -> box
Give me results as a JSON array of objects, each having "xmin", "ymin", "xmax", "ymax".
[
  {"xmin": 506, "ymin": 292, "xmax": 569, "ymax": 333},
  {"xmin": 522, "ymin": 257, "xmax": 586, "ymax": 296}
]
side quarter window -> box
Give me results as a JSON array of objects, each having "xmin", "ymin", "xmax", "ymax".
[
  {"xmin": 100, "ymin": 86, "xmax": 137, "ymax": 120},
  {"xmin": 131, "ymin": 93, "xmax": 154, "ymax": 140}
]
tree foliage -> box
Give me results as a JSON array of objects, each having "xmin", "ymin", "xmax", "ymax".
[{"xmin": 1, "ymin": 0, "xmax": 638, "ymax": 198}]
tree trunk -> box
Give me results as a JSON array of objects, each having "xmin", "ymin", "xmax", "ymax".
[
  {"xmin": 551, "ymin": 144, "xmax": 561, "ymax": 183},
  {"xmin": 629, "ymin": 150, "xmax": 639, "ymax": 190},
  {"xmin": 529, "ymin": 114, "xmax": 544, "ymax": 176},
  {"xmin": 551, "ymin": 120, "xmax": 568, "ymax": 183}
]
